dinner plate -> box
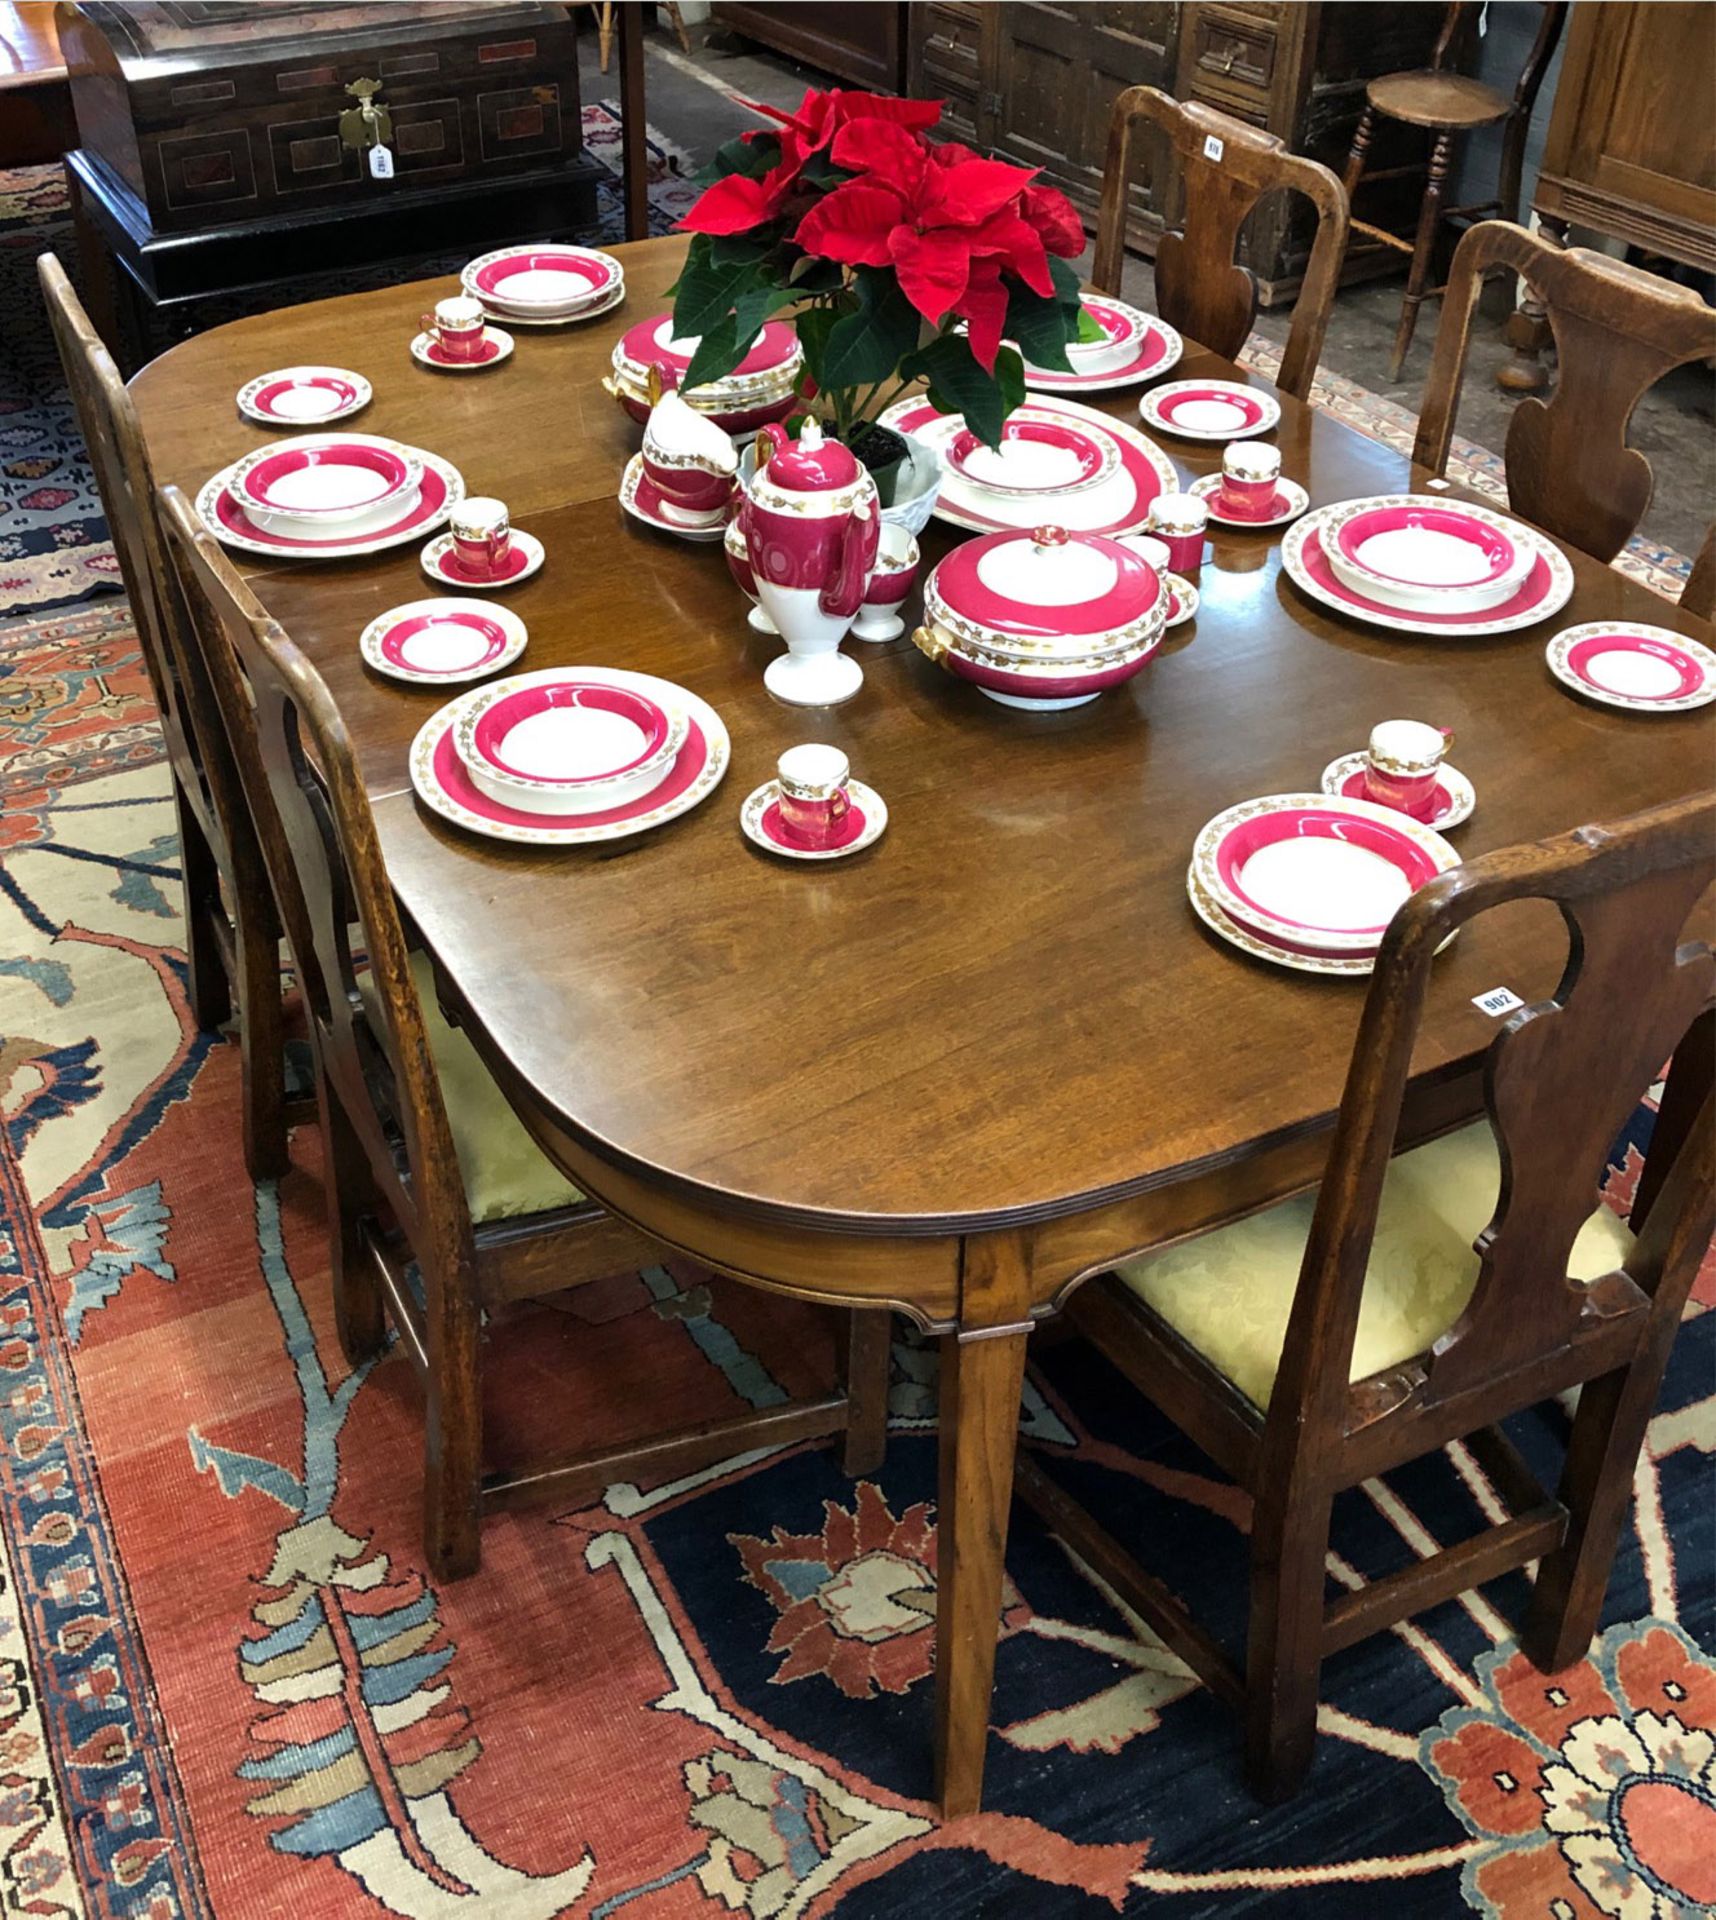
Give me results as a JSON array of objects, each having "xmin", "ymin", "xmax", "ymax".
[
  {"xmin": 619, "ymin": 453, "xmax": 727, "ymax": 542},
  {"xmin": 946, "ymin": 417, "xmax": 1120, "ymax": 496},
  {"xmin": 230, "ymin": 432, "xmax": 421, "ymax": 534},
  {"xmin": 1188, "ymin": 473, "xmax": 1310, "ymax": 530},
  {"xmin": 453, "ymin": 675, "xmax": 687, "ymax": 815},
  {"xmin": 1320, "ymin": 752, "xmax": 1476, "ymax": 829},
  {"xmin": 1019, "ymin": 295, "xmax": 1183, "ymax": 392},
  {"xmin": 1191, "ymin": 792, "xmax": 1460, "ymax": 954},
  {"xmin": 740, "ymin": 779, "xmax": 888, "ymax": 861},
  {"xmin": 1323, "ymin": 495, "xmax": 1536, "ymax": 613},
  {"xmin": 1545, "ymin": 621, "xmax": 1716, "ymax": 713},
  {"xmin": 1282, "ymin": 508, "xmax": 1574, "ymax": 638},
  {"xmin": 420, "ymin": 527, "xmax": 545, "ymax": 590},
  {"xmin": 1186, "ymin": 864, "xmax": 1374, "ymax": 977},
  {"xmin": 410, "ymin": 667, "xmax": 728, "ymax": 847},
  {"xmin": 1140, "ymin": 380, "xmax": 1280, "ymax": 441},
  {"xmin": 409, "ymin": 327, "xmax": 514, "ymax": 372},
  {"xmin": 478, "ymin": 280, "xmax": 627, "ymax": 330},
  {"xmin": 236, "ymin": 366, "xmax": 371, "ymax": 427},
  {"xmin": 360, "ymin": 598, "xmax": 528, "ymax": 686},
  {"xmin": 880, "ymin": 394, "xmax": 1178, "ymax": 538},
  {"xmin": 461, "ymin": 244, "xmax": 623, "ymax": 311},
  {"xmin": 197, "ymin": 449, "xmax": 464, "ymax": 559}
]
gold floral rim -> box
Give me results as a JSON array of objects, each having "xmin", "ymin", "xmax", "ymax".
[
  {"xmin": 1544, "ymin": 622, "xmax": 1716, "ymax": 714},
  {"xmin": 1185, "ymin": 865, "xmax": 1373, "ymax": 977},
  {"xmin": 921, "ymin": 579, "xmax": 1166, "ymax": 662},
  {"xmin": 916, "ymin": 614, "xmax": 1162, "ymax": 677},
  {"xmin": 195, "ymin": 450, "xmax": 466, "ymax": 560},
  {"xmin": 449, "ymin": 677, "xmax": 689, "ymax": 800}
]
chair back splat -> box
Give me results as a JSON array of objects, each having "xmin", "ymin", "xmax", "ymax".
[
  {"xmin": 1092, "ymin": 88, "xmax": 1349, "ymax": 402},
  {"xmin": 1414, "ymin": 221, "xmax": 1716, "ymax": 563}
]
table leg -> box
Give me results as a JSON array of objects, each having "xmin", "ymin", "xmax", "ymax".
[{"xmin": 933, "ymin": 1318, "xmax": 1029, "ymax": 1817}]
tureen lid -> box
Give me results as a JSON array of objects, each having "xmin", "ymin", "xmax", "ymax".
[
  {"xmin": 618, "ymin": 312, "xmax": 801, "ymax": 387},
  {"xmin": 930, "ymin": 524, "xmax": 1162, "ymax": 643},
  {"xmin": 762, "ymin": 420, "xmax": 858, "ymax": 492}
]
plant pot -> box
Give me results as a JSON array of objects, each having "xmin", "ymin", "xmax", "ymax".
[
  {"xmin": 876, "ymin": 430, "xmax": 943, "ymax": 539},
  {"xmin": 848, "ymin": 421, "xmax": 910, "ymax": 507}
]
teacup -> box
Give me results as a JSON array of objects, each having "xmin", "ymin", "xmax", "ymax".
[
  {"xmin": 642, "ymin": 389, "xmax": 738, "ymax": 521},
  {"xmin": 1146, "ymin": 492, "xmax": 1209, "ymax": 577},
  {"xmin": 723, "ymin": 518, "xmax": 778, "ymax": 634},
  {"xmin": 776, "ymin": 743, "xmax": 851, "ymax": 849},
  {"xmin": 851, "ymin": 524, "xmax": 920, "ymax": 642},
  {"xmin": 1363, "ymin": 719, "xmax": 1453, "ymax": 819},
  {"xmin": 421, "ymin": 294, "xmax": 487, "ymax": 364},
  {"xmin": 1219, "ymin": 442, "xmax": 1282, "ymax": 519},
  {"xmin": 449, "ymin": 496, "xmax": 511, "ymax": 578}
]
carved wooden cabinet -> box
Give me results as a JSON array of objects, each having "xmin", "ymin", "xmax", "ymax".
[
  {"xmin": 710, "ymin": 4, "xmax": 907, "ymax": 93},
  {"xmin": 908, "ymin": 2, "xmax": 1444, "ymax": 302},
  {"xmin": 1533, "ymin": 1, "xmax": 1716, "ymax": 271}
]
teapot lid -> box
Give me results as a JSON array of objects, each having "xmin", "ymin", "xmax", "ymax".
[
  {"xmin": 929, "ymin": 524, "xmax": 1162, "ymax": 644},
  {"xmin": 765, "ymin": 420, "xmax": 859, "ymax": 493}
]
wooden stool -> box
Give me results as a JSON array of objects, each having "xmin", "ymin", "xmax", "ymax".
[
  {"xmin": 1342, "ymin": 2, "xmax": 1566, "ymax": 380},
  {"xmin": 591, "ymin": 0, "xmax": 691, "ymax": 72}
]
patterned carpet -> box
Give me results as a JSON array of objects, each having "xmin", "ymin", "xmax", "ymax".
[{"xmin": 0, "ymin": 588, "xmax": 1712, "ymax": 1915}]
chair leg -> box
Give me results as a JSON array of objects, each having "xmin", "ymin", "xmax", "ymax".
[
  {"xmin": 235, "ymin": 917, "xmax": 290, "ymax": 1182},
  {"xmin": 174, "ymin": 783, "xmax": 230, "ymax": 1033},
  {"xmin": 596, "ymin": 0, "xmax": 613, "ymax": 73},
  {"xmin": 839, "ymin": 1307, "xmax": 891, "ymax": 1477},
  {"xmin": 1496, "ymin": 107, "xmax": 1528, "ymax": 229},
  {"xmin": 1388, "ymin": 129, "xmax": 1453, "ymax": 383},
  {"xmin": 423, "ymin": 1256, "xmax": 484, "ymax": 1582},
  {"xmin": 1341, "ymin": 104, "xmax": 1376, "ymax": 202},
  {"xmin": 1243, "ymin": 1485, "xmax": 1334, "ymax": 1800},
  {"xmin": 1522, "ymin": 1362, "xmax": 1664, "ymax": 1672},
  {"xmin": 320, "ymin": 1084, "xmax": 389, "ymax": 1371},
  {"xmin": 667, "ymin": 0, "xmax": 693, "ymax": 54}
]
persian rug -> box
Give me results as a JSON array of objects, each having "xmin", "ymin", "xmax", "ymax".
[
  {"xmin": 0, "ymin": 603, "xmax": 1712, "ymax": 1919},
  {"xmin": 0, "ymin": 101, "xmax": 693, "ymax": 621}
]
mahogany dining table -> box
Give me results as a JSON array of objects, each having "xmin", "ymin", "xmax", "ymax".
[{"xmin": 127, "ymin": 233, "xmax": 1716, "ymax": 1816}]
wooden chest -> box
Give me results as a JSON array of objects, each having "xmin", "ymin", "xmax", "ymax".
[{"xmin": 61, "ymin": 0, "xmax": 590, "ymax": 237}]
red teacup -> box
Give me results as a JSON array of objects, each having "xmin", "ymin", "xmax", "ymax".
[
  {"xmin": 422, "ymin": 296, "xmax": 487, "ymax": 364},
  {"xmin": 450, "ymin": 497, "xmax": 511, "ymax": 578},
  {"xmin": 776, "ymin": 743, "xmax": 851, "ymax": 849},
  {"xmin": 641, "ymin": 452, "xmax": 734, "ymax": 517}
]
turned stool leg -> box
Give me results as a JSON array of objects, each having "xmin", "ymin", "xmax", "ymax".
[
  {"xmin": 1341, "ymin": 104, "xmax": 1377, "ymax": 201},
  {"xmin": 1389, "ymin": 128, "xmax": 1452, "ymax": 383}
]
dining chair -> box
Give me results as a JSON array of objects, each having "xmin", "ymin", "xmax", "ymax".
[
  {"xmin": 1022, "ymin": 791, "xmax": 1714, "ymax": 1799},
  {"xmin": 155, "ymin": 485, "xmax": 892, "ymax": 1580},
  {"xmin": 37, "ymin": 252, "xmax": 297, "ymax": 1182},
  {"xmin": 1090, "ymin": 89, "xmax": 1349, "ymax": 404},
  {"xmin": 1341, "ymin": 1, "xmax": 1568, "ymax": 379},
  {"xmin": 1414, "ymin": 221, "xmax": 1716, "ymax": 567},
  {"xmin": 1681, "ymin": 524, "xmax": 1716, "ymax": 624}
]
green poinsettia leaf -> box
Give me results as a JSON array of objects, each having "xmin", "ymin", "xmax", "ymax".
[
  {"xmin": 1048, "ymin": 253, "xmax": 1085, "ymax": 314},
  {"xmin": 732, "ymin": 279, "xmax": 801, "ymax": 353},
  {"xmin": 904, "ymin": 333, "xmax": 1009, "ymax": 447},
  {"xmin": 794, "ymin": 304, "xmax": 839, "ymax": 391},
  {"xmin": 995, "ymin": 344, "xmax": 1027, "ymax": 419},
  {"xmin": 692, "ymin": 131, "xmax": 779, "ymax": 188},
  {"xmin": 673, "ymin": 249, "xmax": 763, "ymax": 340},
  {"xmin": 681, "ymin": 312, "xmax": 740, "ymax": 392},
  {"xmin": 818, "ymin": 268, "xmax": 921, "ymax": 390},
  {"xmin": 1076, "ymin": 305, "xmax": 1106, "ymax": 343},
  {"xmin": 1004, "ymin": 281, "xmax": 1077, "ymax": 372},
  {"xmin": 789, "ymin": 256, "xmax": 847, "ymax": 293},
  {"xmin": 710, "ymin": 233, "xmax": 773, "ymax": 268}
]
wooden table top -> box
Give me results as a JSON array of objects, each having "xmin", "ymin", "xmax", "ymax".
[
  {"xmin": 0, "ymin": 2, "xmax": 63, "ymax": 88},
  {"xmin": 129, "ymin": 239, "xmax": 1716, "ymax": 1240}
]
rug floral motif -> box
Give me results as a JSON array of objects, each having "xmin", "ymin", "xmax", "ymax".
[{"xmin": 0, "ymin": 595, "xmax": 1711, "ymax": 1916}]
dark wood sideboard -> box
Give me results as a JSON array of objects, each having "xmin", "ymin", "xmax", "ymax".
[
  {"xmin": 910, "ymin": 3, "xmax": 1444, "ymax": 304},
  {"xmin": 710, "ymin": 3, "xmax": 908, "ymax": 93}
]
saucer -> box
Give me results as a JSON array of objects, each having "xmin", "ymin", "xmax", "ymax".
[
  {"xmin": 1190, "ymin": 473, "xmax": 1310, "ymax": 529},
  {"xmin": 360, "ymin": 597, "xmax": 528, "ymax": 685},
  {"xmin": 1319, "ymin": 752, "xmax": 1475, "ymax": 829},
  {"xmin": 740, "ymin": 780, "xmax": 887, "ymax": 860},
  {"xmin": 1164, "ymin": 572, "xmax": 1199, "ymax": 628},
  {"xmin": 620, "ymin": 454, "xmax": 728, "ymax": 543},
  {"xmin": 420, "ymin": 528, "xmax": 545, "ymax": 590},
  {"xmin": 410, "ymin": 328, "xmax": 514, "ymax": 372}
]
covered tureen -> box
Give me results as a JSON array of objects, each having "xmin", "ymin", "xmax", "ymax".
[
  {"xmin": 913, "ymin": 524, "xmax": 1169, "ymax": 709},
  {"xmin": 606, "ymin": 312, "xmax": 802, "ymax": 434}
]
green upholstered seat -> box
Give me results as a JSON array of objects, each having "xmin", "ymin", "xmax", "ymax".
[
  {"xmin": 1114, "ymin": 1121, "xmax": 1636, "ymax": 1410},
  {"xmin": 359, "ymin": 952, "xmax": 583, "ymax": 1225}
]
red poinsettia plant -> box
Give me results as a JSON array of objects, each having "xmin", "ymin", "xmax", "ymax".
[{"xmin": 671, "ymin": 87, "xmax": 1094, "ymax": 456}]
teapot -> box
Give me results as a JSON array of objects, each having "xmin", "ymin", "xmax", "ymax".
[{"xmin": 738, "ymin": 421, "xmax": 880, "ymax": 707}]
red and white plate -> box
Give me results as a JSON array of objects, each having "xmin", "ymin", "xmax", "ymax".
[
  {"xmin": 1189, "ymin": 472, "xmax": 1310, "ymax": 530},
  {"xmin": 1020, "ymin": 295, "xmax": 1182, "ymax": 392},
  {"xmin": 739, "ymin": 779, "xmax": 888, "ymax": 861},
  {"xmin": 1320, "ymin": 751, "xmax": 1475, "ymax": 829},
  {"xmin": 481, "ymin": 278, "xmax": 626, "ymax": 330},
  {"xmin": 619, "ymin": 453, "xmax": 727, "ymax": 543},
  {"xmin": 420, "ymin": 527, "xmax": 545, "ymax": 590},
  {"xmin": 360, "ymin": 598, "xmax": 527, "ymax": 686},
  {"xmin": 1186, "ymin": 865, "xmax": 1374, "ymax": 977},
  {"xmin": 946, "ymin": 417, "xmax": 1120, "ymax": 496},
  {"xmin": 196, "ymin": 446, "xmax": 464, "ymax": 560},
  {"xmin": 229, "ymin": 432, "xmax": 421, "ymax": 537},
  {"xmin": 1545, "ymin": 621, "xmax": 1716, "ymax": 713},
  {"xmin": 453, "ymin": 675, "xmax": 688, "ymax": 815},
  {"xmin": 1282, "ymin": 506, "xmax": 1574, "ymax": 638},
  {"xmin": 409, "ymin": 326, "xmax": 514, "ymax": 372},
  {"xmin": 881, "ymin": 393, "xmax": 1178, "ymax": 537},
  {"xmin": 236, "ymin": 365, "xmax": 371, "ymax": 427},
  {"xmin": 410, "ymin": 666, "xmax": 728, "ymax": 847},
  {"xmin": 1140, "ymin": 380, "xmax": 1280, "ymax": 441},
  {"xmin": 1191, "ymin": 792, "xmax": 1459, "ymax": 955},
  {"xmin": 1323, "ymin": 496, "xmax": 1535, "ymax": 613},
  {"xmin": 460, "ymin": 245, "xmax": 622, "ymax": 312}
]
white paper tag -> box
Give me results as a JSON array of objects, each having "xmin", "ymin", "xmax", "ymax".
[
  {"xmin": 1472, "ymin": 986, "xmax": 1524, "ymax": 1018},
  {"xmin": 1203, "ymin": 134, "xmax": 1224, "ymax": 163},
  {"xmin": 368, "ymin": 145, "xmax": 395, "ymax": 180}
]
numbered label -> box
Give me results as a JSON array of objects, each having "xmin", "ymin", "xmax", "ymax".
[
  {"xmin": 368, "ymin": 145, "xmax": 395, "ymax": 179},
  {"xmin": 1203, "ymin": 134, "xmax": 1225, "ymax": 163},
  {"xmin": 1472, "ymin": 986, "xmax": 1524, "ymax": 1018}
]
